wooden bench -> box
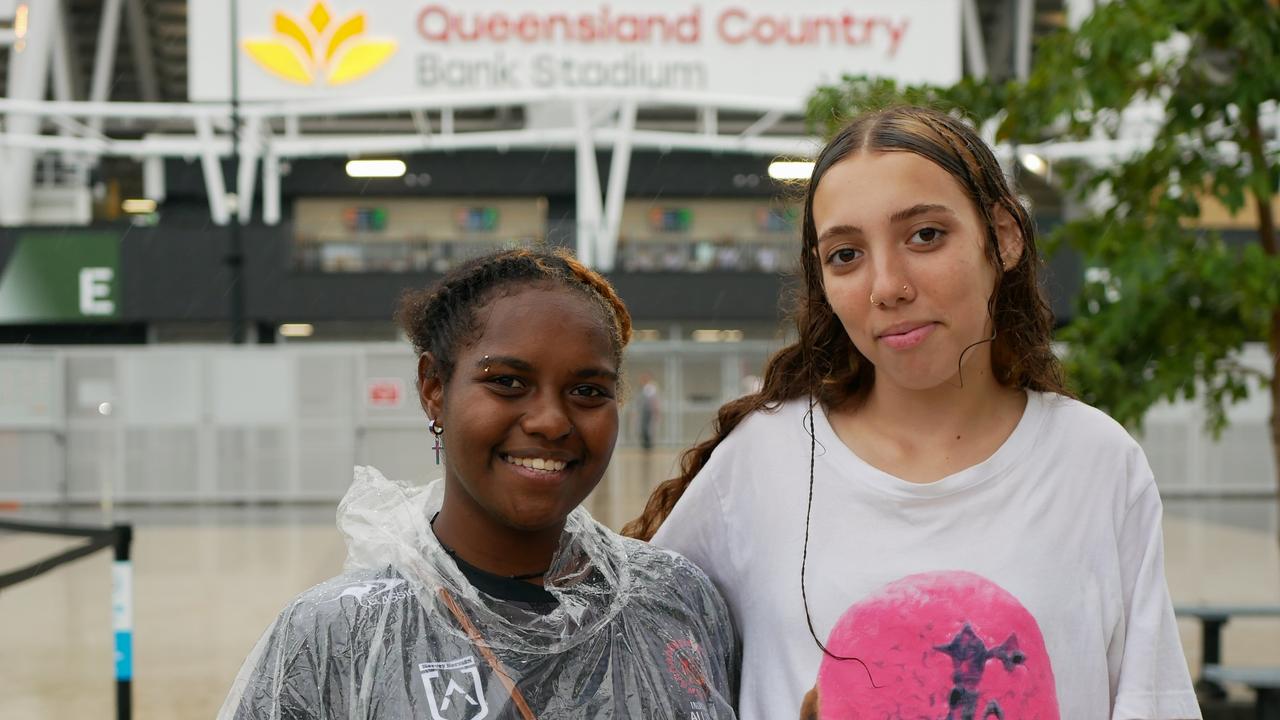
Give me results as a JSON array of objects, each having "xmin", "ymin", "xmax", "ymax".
[
  {"xmin": 1175, "ymin": 606, "xmax": 1280, "ymax": 701},
  {"xmin": 1202, "ymin": 665, "xmax": 1280, "ymax": 720}
]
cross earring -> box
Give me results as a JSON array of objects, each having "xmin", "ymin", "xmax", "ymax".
[{"xmin": 428, "ymin": 419, "xmax": 444, "ymax": 464}]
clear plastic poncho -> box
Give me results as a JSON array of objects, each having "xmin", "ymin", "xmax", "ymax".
[{"xmin": 219, "ymin": 466, "xmax": 738, "ymax": 719}]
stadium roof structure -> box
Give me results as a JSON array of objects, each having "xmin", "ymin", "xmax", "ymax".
[{"xmin": 9, "ymin": 0, "xmax": 1258, "ymax": 271}]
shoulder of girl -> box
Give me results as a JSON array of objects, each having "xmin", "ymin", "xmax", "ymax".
[
  {"xmin": 622, "ymin": 539, "xmax": 715, "ymax": 587},
  {"xmin": 712, "ymin": 396, "xmax": 807, "ymax": 451},
  {"xmin": 1042, "ymin": 392, "xmax": 1142, "ymax": 451},
  {"xmin": 277, "ymin": 568, "xmax": 420, "ymax": 624}
]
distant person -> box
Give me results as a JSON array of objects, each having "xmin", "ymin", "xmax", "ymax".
[
  {"xmin": 714, "ymin": 240, "xmax": 742, "ymax": 271},
  {"xmin": 754, "ymin": 245, "xmax": 780, "ymax": 273},
  {"xmin": 662, "ymin": 243, "xmax": 689, "ymax": 271},
  {"xmin": 625, "ymin": 107, "xmax": 1199, "ymax": 719},
  {"xmin": 638, "ymin": 372, "xmax": 661, "ymax": 451},
  {"xmin": 222, "ymin": 249, "xmax": 738, "ymax": 719}
]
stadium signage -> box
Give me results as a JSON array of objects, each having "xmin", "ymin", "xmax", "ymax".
[
  {"xmin": 414, "ymin": 6, "xmax": 911, "ymax": 53},
  {"xmin": 0, "ymin": 232, "xmax": 121, "ymax": 323},
  {"xmin": 189, "ymin": 0, "xmax": 960, "ymax": 104}
]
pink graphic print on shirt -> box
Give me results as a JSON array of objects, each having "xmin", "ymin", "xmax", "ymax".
[{"xmin": 815, "ymin": 570, "xmax": 1060, "ymax": 719}]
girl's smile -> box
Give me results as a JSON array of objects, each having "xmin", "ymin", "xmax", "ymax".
[{"xmin": 423, "ymin": 285, "xmax": 620, "ymax": 573}]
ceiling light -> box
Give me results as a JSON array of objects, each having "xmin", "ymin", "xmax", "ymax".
[
  {"xmin": 692, "ymin": 329, "xmax": 744, "ymax": 343},
  {"xmin": 767, "ymin": 161, "xmax": 814, "ymax": 181},
  {"xmin": 346, "ymin": 159, "xmax": 406, "ymax": 178},
  {"xmin": 121, "ymin": 198, "xmax": 157, "ymax": 214},
  {"xmin": 279, "ymin": 323, "xmax": 314, "ymax": 338}
]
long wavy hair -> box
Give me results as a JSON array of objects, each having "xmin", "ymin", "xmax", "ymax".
[{"xmin": 622, "ymin": 105, "xmax": 1069, "ymax": 541}]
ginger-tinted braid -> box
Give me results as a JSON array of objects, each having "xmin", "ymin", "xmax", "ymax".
[
  {"xmin": 395, "ymin": 247, "xmax": 633, "ymax": 383},
  {"xmin": 622, "ymin": 105, "xmax": 1068, "ymax": 541}
]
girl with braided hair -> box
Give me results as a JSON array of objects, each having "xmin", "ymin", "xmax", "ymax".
[
  {"xmin": 626, "ymin": 106, "xmax": 1198, "ymax": 719},
  {"xmin": 222, "ymin": 248, "xmax": 738, "ymax": 720}
]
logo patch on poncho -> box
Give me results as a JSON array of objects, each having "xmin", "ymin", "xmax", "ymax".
[
  {"xmin": 332, "ymin": 577, "xmax": 412, "ymax": 607},
  {"xmin": 419, "ymin": 656, "xmax": 488, "ymax": 720}
]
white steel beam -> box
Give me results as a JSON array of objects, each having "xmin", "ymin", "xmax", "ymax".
[
  {"xmin": 236, "ymin": 115, "xmax": 262, "ymax": 224},
  {"xmin": 195, "ymin": 116, "xmax": 230, "ymax": 225},
  {"xmin": 263, "ymin": 148, "xmax": 281, "ymax": 226},
  {"xmin": 33, "ymin": 127, "xmax": 1260, "ymax": 168},
  {"xmin": 740, "ymin": 109, "xmax": 784, "ymax": 139},
  {"xmin": 88, "ymin": 0, "xmax": 126, "ymax": 129},
  {"xmin": 0, "ymin": 97, "xmax": 225, "ymax": 119},
  {"xmin": 49, "ymin": 0, "xmax": 90, "ymax": 183},
  {"xmin": 1, "ymin": 91, "xmax": 800, "ymax": 123},
  {"xmin": 0, "ymin": 126, "xmax": 817, "ymax": 160},
  {"xmin": 410, "ymin": 110, "xmax": 431, "ymax": 136},
  {"xmin": 50, "ymin": 0, "xmax": 77, "ymax": 101},
  {"xmin": 0, "ymin": 0, "xmax": 57, "ymax": 225},
  {"xmin": 124, "ymin": 0, "xmax": 160, "ymax": 101},
  {"xmin": 1015, "ymin": 0, "xmax": 1035, "ymax": 80},
  {"xmin": 700, "ymin": 107, "xmax": 718, "ymax": 136},
  {"xmin": 238, "ymin": 89, "xmax": 801, "ymax": 120},
  {"xmin": 143, "ymin": 156, "xmax": 165, "ymax": 202},
  {"xmin": 0, "ymin": 132, "xmax": 231, "ymax": 156},
  {"xmin": 962, "ymin": 0, "xmax": 989, "ymax": 79},
  {"xmin": 590, "ymin": 102, "xmax": 622, "ymax": 128},
  {"xmin": 599, "ymin": 98, "xmax": 637, "ymax": 272},
  {"xmin": 574, "ymin": 100, "xmax": 602, "ymax": 267}
]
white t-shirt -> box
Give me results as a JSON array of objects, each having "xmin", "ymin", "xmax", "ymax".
[{"xmin": 653, "ymin": 391, "xmax": 1200, "ymax": 720}]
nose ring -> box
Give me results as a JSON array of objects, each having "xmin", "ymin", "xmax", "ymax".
[{"xmin": 870, "ymin": 284, "xmax": 912, "ymax": 307}]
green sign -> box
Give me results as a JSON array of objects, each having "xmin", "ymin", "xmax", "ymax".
[{"xmin": 0, "ymin": 232, "xmax": 121, "ymax": 322}]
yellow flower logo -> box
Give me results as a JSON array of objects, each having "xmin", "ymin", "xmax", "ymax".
[{"xmin": 242, "ymin": 1, "xmax": 397, "ymax": 86}]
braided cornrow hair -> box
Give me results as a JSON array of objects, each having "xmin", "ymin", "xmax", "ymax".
[
  {"xmin": 621, "ymin": 105, "xmax": 1069, "ymax": 541},
  {"xmin": 395, "ymin": 247, "xmax": 633, "ymax": 385}
]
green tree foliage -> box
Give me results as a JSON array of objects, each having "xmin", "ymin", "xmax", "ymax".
[{"xmin": 807, "ymin": 0, "xmax": 1280, "ymax": 489}]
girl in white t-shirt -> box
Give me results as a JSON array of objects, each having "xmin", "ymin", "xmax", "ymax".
[{"xmin": 624, "ymin": 106, "xmax": 1200, "ymax": 719}]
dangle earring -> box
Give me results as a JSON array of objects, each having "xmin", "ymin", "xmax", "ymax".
[{"xmin": 428, "ymin": 419, "xmax": 444, "ymax": 464}]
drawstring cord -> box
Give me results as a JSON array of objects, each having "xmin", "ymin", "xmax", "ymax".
[{"xmin": 437, "ymin": 588, "xmax": 538, "ymax": 720}]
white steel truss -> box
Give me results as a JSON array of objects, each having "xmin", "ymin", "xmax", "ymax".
[
  {"xmin": 0, "ymin": 90, "xmax": 821, "ymax": 270},
  {"xmin": 2, "ymin": 0, "xmax": 1277, "ymax": 271},
  {"xmin": 5, "ymin": 90, "xmax": 1278, "ymax": 270}
]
